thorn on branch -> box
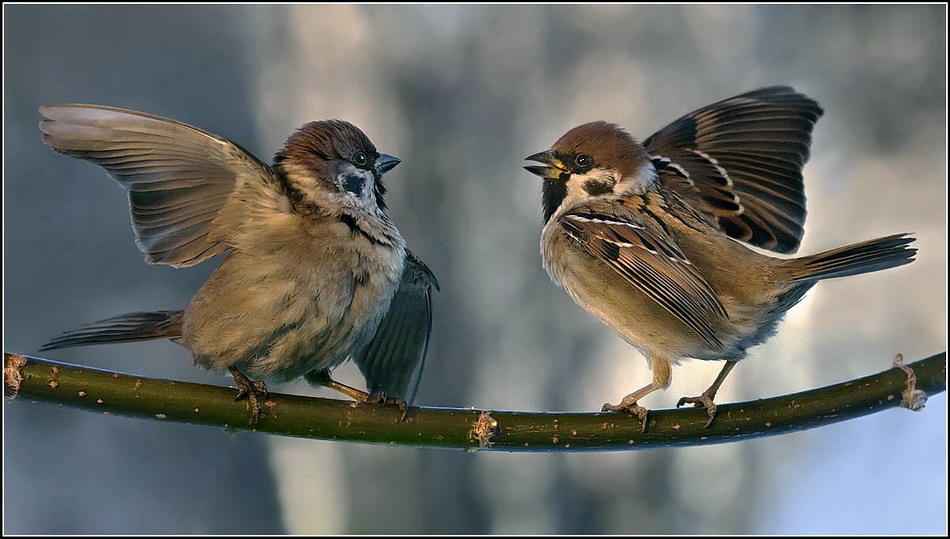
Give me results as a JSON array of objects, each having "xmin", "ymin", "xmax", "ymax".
[
  {"xmin": 471, "ymin": 410, "xmax": 497, "ymax": 448},
  {"xmin": 893, "ymin": 353, "xmax": 927, "ymax": 411},
  {"xmin": 4, "ymin": 353, "xmax": 28, "ymax": 399}
]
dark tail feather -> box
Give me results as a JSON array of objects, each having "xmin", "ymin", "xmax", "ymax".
[
  {"xmin": 787, "ymin": 233, "xmax": 917, "ymax": 282},
  {"xmin": 40, "ymin": 311, "xmax": 183, "ymax": 351}
]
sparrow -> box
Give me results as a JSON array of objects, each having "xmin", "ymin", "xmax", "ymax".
[
  {"xmin": 525, "ymin": 86, "xmax": 916, "ymax": 428},
  {"xmin": 38, "ymin": 104, "xmax": 438, "ymax": 422}
]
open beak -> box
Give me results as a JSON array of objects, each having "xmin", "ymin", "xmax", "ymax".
[
  {"xmin": 524, "ymin": 150, "xmax": 567, "ymax": 179},
  {"xmin": 376, "ymin": 153, "xmax": 401, "ymax": 174}
]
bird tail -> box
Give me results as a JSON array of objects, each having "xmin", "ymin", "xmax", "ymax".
[
  {"xmin": 40, "ymin": 311, "xmax": 183, "ymax": 351},
  {"xmin": 784, "ymin": 233, "xmax": 917, "ymax": 282}
]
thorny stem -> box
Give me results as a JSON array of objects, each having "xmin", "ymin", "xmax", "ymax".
[{"xmin": 4, "ymin": 352, "xmax": 945, "ymax": 452}]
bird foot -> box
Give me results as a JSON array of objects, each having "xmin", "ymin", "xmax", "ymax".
[
  {"xmin": 229, "ymin": 368, "xmax": 268, "ymax": 424},
  {"xmin": 602, "ymin": 401, "xmax": 649, "ymax": 433},
  {"xmin": 677, "ymin": 393, "xmax": 718, "ymax": 428},
  {"xmin": 367, "ymin": 392, "xmax": 410, "ymax": 421}
]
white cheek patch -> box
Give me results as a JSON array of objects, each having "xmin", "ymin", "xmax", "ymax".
[
  {"xmin": 551, "ymin": 164, "xmax": 656, "ymax": 219},
  {"xmin": 551, "ymin": 168, "xmax": 622, "ymax": 217},
  {"xmin": 617, "ymin": 161, "xmax": 657, "ymax": 194},
  {"xmin": 572, "ymin": 168, "xmax": 621, "ymax": 197}
]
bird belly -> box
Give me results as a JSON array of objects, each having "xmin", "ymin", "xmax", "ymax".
[
  {"xmin": 542, "ymin": 229, "xmax": 800, "ymax": 362},
  {"xmin": 543, "ymin": 231, "xmax": 699, "ymax": 361},
  {"xmin": 181, "ymin": 224, "xmax": 403, "ymax": 381}
]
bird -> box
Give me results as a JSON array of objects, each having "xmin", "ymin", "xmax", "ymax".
[
  {"xmin": 37, "ymin": 104, "xmax": 438, "ymax": 422},
  {"xmin": 524, "ymin": 86, "xmax": 917, "ymax": 429}
]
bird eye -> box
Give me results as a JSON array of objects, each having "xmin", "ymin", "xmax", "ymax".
[
  {"xmin": 352, "ymin": 152, "xmax": 368, "ymax": 167},
  {"xmin": 575, "ymin": 154, "xmax": 592, "ymax": 167}
]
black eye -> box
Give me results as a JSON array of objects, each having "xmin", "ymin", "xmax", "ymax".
[
  {"xmin": 575, "ymin": 154, "xmax": 592, "ymax": 167},
  {"xmin": 352, "ymin": 152, "xmax": 368, "ymax": 167}
]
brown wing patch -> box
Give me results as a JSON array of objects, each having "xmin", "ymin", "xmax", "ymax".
[
  {"xmin": 645, "ymin": 86, "xmax": 823, "ymax": 253},
  {"xmin": 559, "ymin": 208, "xmax": 726, "ymax": 349}
]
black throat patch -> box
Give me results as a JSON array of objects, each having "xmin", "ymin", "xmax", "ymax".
[{"xmin": 542, "ymin": 174, "xmax": 569, "ymax": 223}]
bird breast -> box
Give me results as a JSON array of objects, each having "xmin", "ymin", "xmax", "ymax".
[{"xmin": 182, "ymin": 211, "xmax": 405, "ymax": 381}]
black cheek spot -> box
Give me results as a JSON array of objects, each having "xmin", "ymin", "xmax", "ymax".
[
  {"xmin": 583, "ymin": 179, "xmax": 614, "ymax": 196},
  {"xmin": 342, "ymin": 174, "xmax": 365, "ymax": 195}
]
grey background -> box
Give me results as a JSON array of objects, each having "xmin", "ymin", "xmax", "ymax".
[{"xmin": 4, "ymin": 4, "xmax": 946, "ymax": 534}]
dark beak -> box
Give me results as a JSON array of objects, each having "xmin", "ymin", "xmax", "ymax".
[
  {"xmin": 376, "ymin": 153, "xmax": 401, "ymax": 174},
  {"xmin": 524, "ymin": 150, "xmax": 566, "ymax": 179}
]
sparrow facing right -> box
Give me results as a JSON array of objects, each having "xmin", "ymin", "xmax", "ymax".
[
  {"xmin": 38, "ymin": 105, "xmax": 437, "ymax": 422},
  {"xmin": 525, "ymin": 86, "xmax": 917, "ymax": 428}
]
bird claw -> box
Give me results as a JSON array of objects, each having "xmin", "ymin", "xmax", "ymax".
[
  {"xmin": 677, "ymin": 393, "xmax": 718, "ymax": 428},
  {"xmin": 367, "ymin": 393, "xmax": 410, "ymax": 421},
  {"xmin": 231, "ymin": 371, "xmax": 268, "ymax": 424},
  {"xmin": 602, "ymin": 401, "xmax": 649, "ymax": 433},
  {"xmin": 365, "ymin": 391, "xmax": 388, "ymax": 404},
  {"xmin": 391, "ymin": 398, "xmax": 410, "ymax": 422}
]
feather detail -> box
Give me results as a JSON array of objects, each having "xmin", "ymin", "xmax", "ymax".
[
  {"xmin": 645, "ymin": 86, "xmax": 823, "ymax": 253},
  {"xmin": 39, "ymin": 104, "xmax": 280, "ymax": 267},
  {"xmin": 558, "ymin": 204, "xmax": 726, "ymax": 349}
]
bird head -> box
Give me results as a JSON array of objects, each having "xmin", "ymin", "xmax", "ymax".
[
  {"xmin": 525, "ymin": 121, "xmax": 655, "ymax": 222},
  {"xmin": 274, "ymin": 120, "xmax": 400, "ymax": 216}
]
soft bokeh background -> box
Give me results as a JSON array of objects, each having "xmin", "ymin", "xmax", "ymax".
[{"xmin": 3, "ymin": 4, "xmax": 946, "ymax": 534}]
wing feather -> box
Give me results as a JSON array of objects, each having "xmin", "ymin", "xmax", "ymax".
[
  {"xmin": 39, "ymin": 104, "xmax": 279, "ymax": 267},
  {"xmin": 353, "ymin": 252, "xmax": 438, "ymax": 404},
  {"xmin": 558, "ymin": 208, "xmax": 726, "ymax": 349},
  {"xmin": 645, "ymin": 86, "xmax": 823, "ymax": 253}
]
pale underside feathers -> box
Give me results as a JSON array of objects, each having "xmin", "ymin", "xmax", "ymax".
[
  {"xmin": 39, "ymin": 104, "xmax": 277, "ymax": 267},
  {"xmin": 644, "ymin": 86, "xmax": 823, "ymax": 254},
  {"xmin": 559, "ymin": 205, "xmax": 727, "ymax": 349}
]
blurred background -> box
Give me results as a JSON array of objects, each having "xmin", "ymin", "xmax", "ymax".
[{"xmin": 3, "ymin": 4, "xmax": 946, "ymax": 534}]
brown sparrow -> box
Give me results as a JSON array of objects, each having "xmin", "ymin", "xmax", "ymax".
[
  {"xmin": 525, "ymin": 86, "xmax": 916, "ymax": 428},
  {"xmin": 38, "ymin": 104, "xmax": 437, "ymax": 421}
]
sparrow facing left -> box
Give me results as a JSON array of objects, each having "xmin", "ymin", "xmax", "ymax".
[
  {"xmin": 525, "ymin": 87, "xmax": 917, "ymax": 428},
  {"xmin": 38, "ymin": 105, "xmax": 437, "ymax": 421}
]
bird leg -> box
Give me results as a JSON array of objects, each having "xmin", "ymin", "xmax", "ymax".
[
  {"xmin": 602, "ymin": 382, "xmax": 661, "ymax": 433},
  {"xmin": 305, "ymin": 370, "xmax": 410, "ymax": 420},
  {"xmin": 677, "ymin": 360, "xmax": 738, "ymax": 428},
  {"xmin": 602, "ymin": 356, "xmax": 673, "ymax": 432},
  {"xmin": 229, "ymin": 367, "xmax": 268, "ymax": 424},
  {"xmin": 306, "ymin": 368, "xmax": 372, "ymax": 402}
]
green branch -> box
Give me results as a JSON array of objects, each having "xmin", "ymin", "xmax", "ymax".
[{"xmin": 4, "ymin": 351, "xmax": 945, "ymax": 452}]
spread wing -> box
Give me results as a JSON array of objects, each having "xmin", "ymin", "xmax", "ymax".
[
  {"xmin": 644, "ymin": 86, "xmax": 823, "ymax": 254},
  {"xmin": 354, "ymin": 252, "xmax": 438, "ymax": 404},
  {"xmin": 558, "ymin": 207, "xmax": 726, "ymax": 349},
  {"xmin": 39, "ymin": 104, "xmax": 280, "ymax": 267}
]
